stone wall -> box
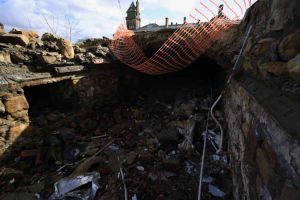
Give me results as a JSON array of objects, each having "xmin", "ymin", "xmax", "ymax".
[
  {"xmin": 0, "ymin": 65, "xmax": 120, "ymax": 155},
  {"xmin": 0, "ymin": 91, "xmax": 30, "ymax": 149},
  {"xmin": 224, "ymin": 75, "xmax": 300, "ymax": 200}
]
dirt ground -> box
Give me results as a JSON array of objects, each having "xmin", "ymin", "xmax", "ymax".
[{"xmin": 0, "ymin": 64, "xmax": 232, "ymax": 200}]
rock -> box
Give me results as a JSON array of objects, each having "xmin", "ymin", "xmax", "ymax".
[
  {"xmin": 46, "ymin": 112, "xmax": 61, "ymax": 122},
  {"xmin": 268, "ymin": 0, "xmax": 291, "ymax": 31},
  {"xmin": 0, "ymin": 22, "xmax": 4, "ymax": 33},
  {"xmin": 0, "ymin": 33, "xmax": 29, "ymax": 46},
  {"xmin": 57, "ymin": 39, "xmax": 74, "ymax": 59},
  {"xmin": 259, "ymin": 61, "xmax": 288, "ymax": 77},
  {"xmin": 38, "ymin": 52, "xmax": 61, "ymax": 64},
  {"xmin": 278, "ymin": 29, "xmax": 300, "ymax": 61},
  {"xmin": 41, "ymin": 32, "xmax": 60, "ymax": 42},
  {"xmin": 41, "ymin": 33, "xmax": 74, "ymax": 59},
  {"xmin": 9, "ymin": 28, "xmax": 39, "ymax": 42},
  {"xmin": 43, "ymin": 41, "xmax": 59, "ymax": 51},
  {"xmin": 10, "ymin": 51, "xmax": 30, "ymax": 64},
  {"xmin": 0, "ymin": 167, "xmax": 23, "ymax": 181},
  {"xmin": 253, "ymin": 38, "xmax": 277, "ymax": 57},
  {"xmin": 4, "ymin": 95, "xmax": 29, "ymax": 113},
  {"xmin": 86, "ymin": 45, "xmax": 110, "ymax": 57},
  {"xmin": 0, "ymin": 99, "xmax": 5, "ymax": 113},
  {"xmin": 0, "ymin": 193, "xmax": 36, "ymax": 200},
  {"xmin": 287, "ymin": 53, "xmax": 300, "ymax": 82},
  {"xmin": 10, "ymin": 110, "xmax": 29, "ymax": 122},
  {"xmin": 157, "ymin": 126, "xmax": 181, "ymax": 147},
  {"xmin": 0, "ymin": 51, "xmax": 11, "ymax": 63},
  {"xmin": 73, "ymin": 45, "xmax": 86, "ymax": 53},
  {"xmin": 74, "ymin": 53, "xmax": 87, "ymax": 63},
  {"xmin": 162, "ymin": 158, "xmax": 181, "ymax": 172},
  {"xmin": 27, "ymin": 39, "xmax": 43, "ymax": 50},
  {"xmin": 9, "ymin": 123, "xmax": 29, "ymax": 141}
]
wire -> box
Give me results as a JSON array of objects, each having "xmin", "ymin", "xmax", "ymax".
[{"xmin": 210, "ymin": 24, "xmax": 253, "ymax": 154}]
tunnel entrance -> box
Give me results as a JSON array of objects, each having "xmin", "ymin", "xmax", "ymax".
[{"xmin": 23, "ymin": 80, "xmax": 74, "ymax": 125}]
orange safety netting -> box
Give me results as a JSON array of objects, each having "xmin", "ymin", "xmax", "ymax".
[{"xmin": 109, "ymin": 0, "xmax": 254, "ymax": 75}]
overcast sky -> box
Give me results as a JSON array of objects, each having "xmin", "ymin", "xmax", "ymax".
[{"xmin": 0, "ymin": 0, "xmax": 255, "ymax": 41}]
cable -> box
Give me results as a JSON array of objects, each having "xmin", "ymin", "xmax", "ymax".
[{"xmin": 210, "ymin": 24, "xmax": 253, "ymax": 154}]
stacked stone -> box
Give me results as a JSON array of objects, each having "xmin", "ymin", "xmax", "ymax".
[{"xmin": 0, "ymin": 91, "xmax": 29, "ymax": 152}]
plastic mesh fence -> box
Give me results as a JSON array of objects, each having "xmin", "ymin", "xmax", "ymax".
[{"xmin": 109, "ymin": 0, "xmax": 254, "ymax": 75}]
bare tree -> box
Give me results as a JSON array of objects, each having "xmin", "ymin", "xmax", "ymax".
[{"xmin": 65, "ymin": 15, "xmax": 80, "ymax": 41}]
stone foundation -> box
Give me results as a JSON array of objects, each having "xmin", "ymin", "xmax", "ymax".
[
  {"xmin": 224, "ymin": 74, "xmax": 300, "ymax": 200},
  {"xmin": 0, "ymin": 65, "xmax": 119, "ymax": 155}
]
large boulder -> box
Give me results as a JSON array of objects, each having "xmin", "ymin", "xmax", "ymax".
[
  {"xmin": 0, "ymin": 33, "xmax": 29, "ymax": 46},
  {"xmin": 9, "ymin": 28, "xmax": 39, "ymax": 42},
  {"xmin": 278, "ymin": 28, "xmax": 300, "ymax": 61}
]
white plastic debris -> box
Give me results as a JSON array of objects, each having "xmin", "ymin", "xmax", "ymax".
[
  {"xmin": 131, "ymin": 194, "xmax": 138, "ymax": 200},
  {"xmin": 208, "ymin": 184, "xmax": 226, "ymax": 197},
  {"xmin": 49, "ymin": 172, "xmax": 100, "ymax": 200},
  {"xmin": 202, "ymin": 176, "xmax": 214, "ymax": 183},
  {"xmin": 185, "ymin": 161, "xmax": 194, "ymax": 175},
  {"xmin": 109, "ymin": 144, "xmax": 120, "ymax": 151},
  {"xmin": 136, "ymin": 166, "xmax": 145, "ymax": 172},
  {"xmin": 9, "ymin": 178, "xmax": 15, "ymax": 184}
]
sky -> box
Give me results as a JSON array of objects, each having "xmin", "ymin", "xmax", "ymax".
[{"xmin": 0, "ymin": 0, "xmax": 256, "ymax": 41}]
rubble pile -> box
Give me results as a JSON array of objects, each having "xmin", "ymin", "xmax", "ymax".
[
  {"xmin": 0, "ymin": 70, "xmax": 231, "ymax": 199},
  {"xmin": 0, "ymin": 25, "xmax": 113, "ymax": 76}
]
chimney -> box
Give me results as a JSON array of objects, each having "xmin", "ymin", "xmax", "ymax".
[
  {"xmin": 218, "ymin": 4, "xmax": 224, "ymax": 17},
  {"xmin": 183, "ymin": 17, "xmax": 187, "ymax": 24},
  {"xmin": 165, "ymin": 17, "xmax": 169, "ymax": 28}
]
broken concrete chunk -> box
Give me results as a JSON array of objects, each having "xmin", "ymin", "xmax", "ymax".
[{"xmin": 0, "ymin": 33, "xmax": 29, "ymax": 46}]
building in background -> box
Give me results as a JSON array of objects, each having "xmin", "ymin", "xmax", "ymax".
[{"xmin": 126, "ymin": 0, "xmax": 141, "ymax": 30}]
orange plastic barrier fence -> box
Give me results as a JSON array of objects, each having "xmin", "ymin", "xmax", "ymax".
[{"xmin": 109, "ymin": 0, "xmax": 253, "ymax": 75}]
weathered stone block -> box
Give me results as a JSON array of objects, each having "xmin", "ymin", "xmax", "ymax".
[
  {"xmin": 9, "ymin": 28, "xmax": 39, "ymax": 42},
  {"xmin": 5, "ymin": 95, "xmax": 29, "ymax": 113},
  {"xmin": 58, "ymin": 39, "xmax": 74, "ymax": 59},
  {"xmin": 0, "ymin": 51, "xmax": 11, "ymax": 63},
  {"xmin": 287, "ymin": 53, "xmax": 300, "ymax": 82},
  {"xmin": 259, "ymin": 61, "xmax": 288, "ymax": 77},
  {"xmin": 0, "ymin": 33, "xmax": 29, "ymax": 46},
  {"xmin": 10, "ymin": 110, "xmax": 29, "ymax": 122},
  {"xmin": 279, "ymin": 28, "xmax": 300, "ymax": 61},
  {"xmin": 8, "ymin": 123, "xmax": 29, "ymax": 141},
  {"xmin": 0, "ymin": 99, "xmax": 5, "ymax": 113},
  {"xmin": 38, "ymin": 52, "xmax": 61, "ymax": 64}
]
